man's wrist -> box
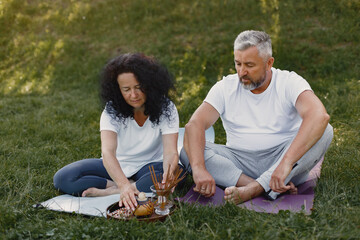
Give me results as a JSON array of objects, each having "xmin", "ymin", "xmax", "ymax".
[
  {"xmin": 281, "ymin": 154, "xmax": 297, "ymax": 166},
  {"xmin": 191, "ymin": 163, "xmax": 207, "ymax": 173}
]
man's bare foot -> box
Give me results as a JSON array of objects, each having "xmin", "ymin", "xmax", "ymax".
[
  {"xmin": 82, "ymin": 186, "xmax": 121, "ymax": 197},
  {"xmin": 224, "ymin": 181, "xmax": 264, "ymax": 205},
  {"xmin": 224, "ymin": 186, "xmax": 248, "ymax": 204},
  {"xmin": 235, "ymin": 173, "xmax": 255, "ymax": 187}
]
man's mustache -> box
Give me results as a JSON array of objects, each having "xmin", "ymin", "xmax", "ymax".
[{"xmin": 240, "ymin": 76, "xmax": 251, "ymax": 81}]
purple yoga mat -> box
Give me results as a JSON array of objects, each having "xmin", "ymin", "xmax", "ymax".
[
  {"xmin": 177, "ymin": 185, "xmax": 225, "ymax": 206},
  {"xmin": 177, "ymin": 157, "xmax": 324, "ymax": 214}
]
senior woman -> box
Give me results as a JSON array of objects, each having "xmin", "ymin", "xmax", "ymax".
[{"xmin": 53, "ymin": 53, "xmax": 185, "ymax": 211}]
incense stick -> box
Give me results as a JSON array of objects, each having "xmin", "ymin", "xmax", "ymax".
[{"xmin": 149, "ymin": 165, "xmax": 186, "ymax": 195}]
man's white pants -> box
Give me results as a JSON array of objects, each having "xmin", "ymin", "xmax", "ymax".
[{"xmin": 180, "ymin": 124, "xmax": 333, "ymax": 200}]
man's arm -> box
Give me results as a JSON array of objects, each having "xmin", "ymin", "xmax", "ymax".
[
  {"xmin": 269, "ymin": 90, "xmax": 330, "ymax": 193},
  {"xmin": 183, "ymin": 102, "xmax": 220, "ymax": 197}
]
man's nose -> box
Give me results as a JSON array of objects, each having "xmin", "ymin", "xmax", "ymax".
[{"xmin": 238, "ymin": 66, "xmax": 248, "ymax": 77}]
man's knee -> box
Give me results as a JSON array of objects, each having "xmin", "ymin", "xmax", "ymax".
[
  {"xmin": 315, "ymin": 123, "xmax": 333, "ymax": 154},
  {"xmin": 324, "ymin": 124, "xmax": 334, "ymax": 144},
  {"xmin": 302, "ymin": 124, "xmax": 333, "ymax": 158},
  {"xmin": 179, "ymin": 145, "xmax": 217, "ymax": 173},
  {"xmin": 179, "ymin": 147, "xmax": 191, "ymax": 172}
]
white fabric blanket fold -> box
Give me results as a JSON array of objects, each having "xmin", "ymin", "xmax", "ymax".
[{"xmin": 34, "ymin": 193, "xmax": 153, "ymax": 217}]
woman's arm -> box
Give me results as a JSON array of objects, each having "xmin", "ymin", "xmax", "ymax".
[
  {"xmin": 161, "ymin": 133, "xmax": 179, "ymax": 183},
  {"xmin": 101, "ymin": 130, "xmax": 139, "ymax": 210}
]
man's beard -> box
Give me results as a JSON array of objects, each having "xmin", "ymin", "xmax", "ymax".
[{"xmin": 240, "ymin": 73, "xmax": 267, "ymax": 91}]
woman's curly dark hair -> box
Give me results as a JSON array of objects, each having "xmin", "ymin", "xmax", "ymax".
[{"xmin": 100, "ymin": 53, "xmax": 175, "ymax": 125}]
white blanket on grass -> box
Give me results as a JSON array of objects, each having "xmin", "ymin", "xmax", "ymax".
[{"xmin": 34, "ymin": 193, "xmax": 153, "ymax": 217}]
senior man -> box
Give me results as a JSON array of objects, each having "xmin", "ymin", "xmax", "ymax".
[{"xmin": 180, "ymin": 30, "xmax": 333, "ymax": 203}]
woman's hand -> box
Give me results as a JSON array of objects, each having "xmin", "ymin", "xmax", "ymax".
[
  {"xmin": 162, "ymin": 163, "xmax": 178, "ymax": 183},
  {"xmin": 162, "ymin": 163, "xmax": 178, "ymax": 192},
  {"xmin": 161, "ymin": 133, "xmax": 179, "ymax": 190},
  {"xmin": 119, "ymin": 183, "xmax": 139, "ymax": 211}
]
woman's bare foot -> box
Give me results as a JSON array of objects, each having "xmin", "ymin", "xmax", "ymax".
[
  {"xmin": 224, "ymin": 181, "xmax": 264, "ymax": 205},
  {"xmin": 82, "ymin": 186, "xmax": 121, "ymax": 197},
  {"xmin": 106, "ymin": 179, "xmax": 117, "ymax": 188}
]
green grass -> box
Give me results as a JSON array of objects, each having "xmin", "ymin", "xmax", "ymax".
[{"xmin": 1, "ymin": 0, "xmax": 359, "ymax": 239}]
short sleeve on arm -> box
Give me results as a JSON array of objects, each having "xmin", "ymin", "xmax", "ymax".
[
  {"xmin": 160, "ymin": 101, "xmax": 179, "ymax": 135},
  {"xmin": 99, "ymin": 109, "xmax": 119, "ymax": 133},
  {"xmin": 287, "ymin": 72, "xmax": 312, "ymax": 106},
  {"xmin": 204, "ymin": 80, "xmax": 225, "ymax": 115}
]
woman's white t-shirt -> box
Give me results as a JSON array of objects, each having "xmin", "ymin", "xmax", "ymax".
[
  {"xmin": 99, "ymin": 102, "xmax": 179, "ymax": 177},
  {"xmin": 204, "ymin": 68, "xmax": 312, "ymax": 151}
]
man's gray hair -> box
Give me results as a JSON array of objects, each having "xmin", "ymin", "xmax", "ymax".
[{"xmin": 234, "ymin": 30, "xmax": 272, "ymax": 59}]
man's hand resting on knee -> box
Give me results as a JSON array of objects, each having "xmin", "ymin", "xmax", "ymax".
[
  {"xmin": 192, "ymin": 167, "xmax": 216, "ymax": 197},
  {"xmin": 269, "ymin": 161, "xmax": 293, "ymax": 193}
]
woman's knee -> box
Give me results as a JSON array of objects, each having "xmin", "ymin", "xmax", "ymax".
[
  {"xmin": 53, "ymin": 167, "xmax": 74, "ymax": 193},
  {"xmin": 53, "ymin": 170, "xmax": 61, "ymax": 190},
  {"xmin": 53, "ymin": 161, "xmax": 85, "ymax": 194}
]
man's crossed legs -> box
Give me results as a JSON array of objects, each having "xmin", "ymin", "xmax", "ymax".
[{"xmin": 180, "ymin": 124, "xmax": 333, "ymax": 203}]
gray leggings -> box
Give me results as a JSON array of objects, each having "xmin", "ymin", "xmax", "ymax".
[{"xmin": 180, "ymin": 124, "xmax": 333, "ymax": 200}]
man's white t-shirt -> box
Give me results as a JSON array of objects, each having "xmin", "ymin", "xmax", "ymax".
[
  {"xmin": 99, "ymin": 102, "xmax": 179, "ymax": 177},
  {"xmin": 204, "ymin": 68, "xmax": 312, "ymax": 151}
]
